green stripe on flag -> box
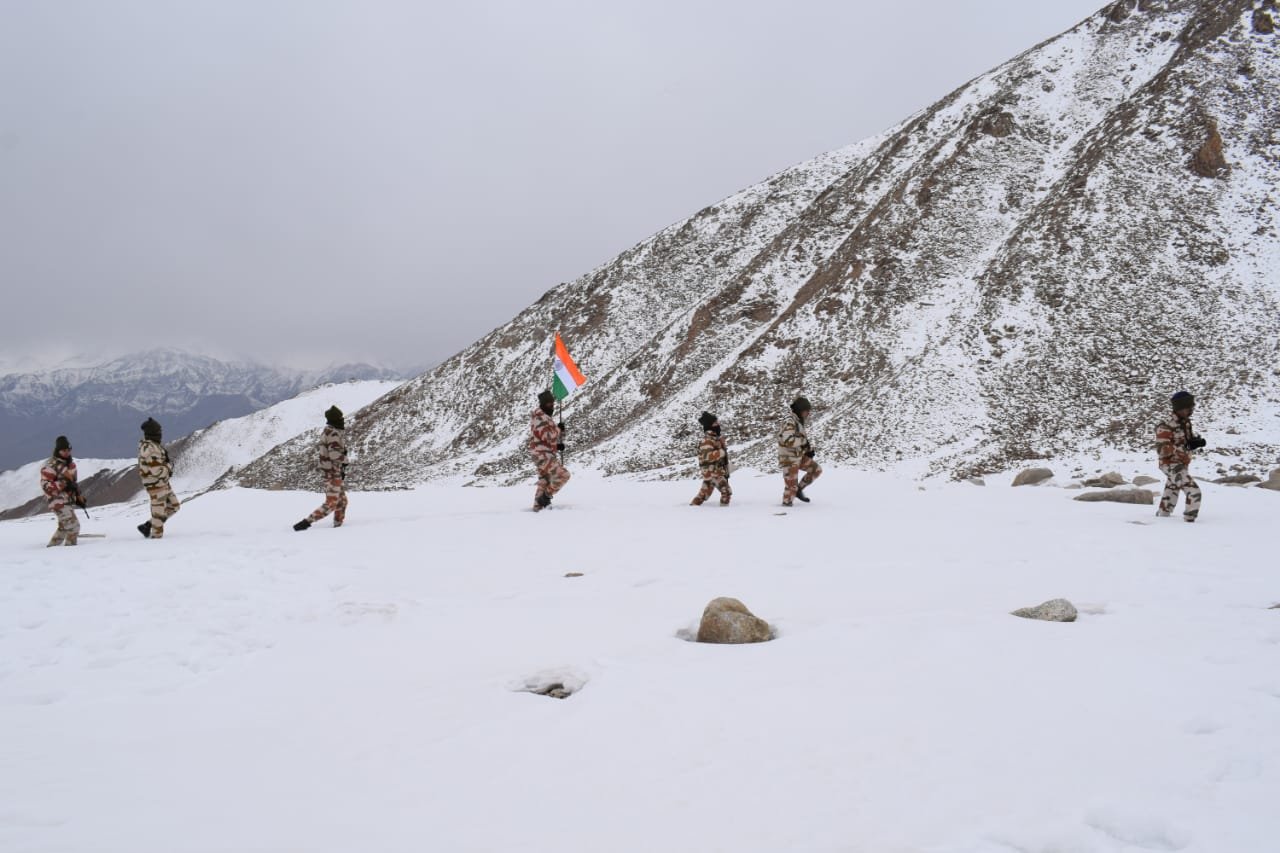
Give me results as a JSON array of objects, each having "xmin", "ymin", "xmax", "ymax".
[{"xmin": 551, "ymin": 374, "xmax": 570, "ymax": 400}]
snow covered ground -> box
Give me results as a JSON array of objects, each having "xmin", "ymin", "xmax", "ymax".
[{"xmin": 1, "ymin": 469, "xmax": 1277, "ymax": 852}]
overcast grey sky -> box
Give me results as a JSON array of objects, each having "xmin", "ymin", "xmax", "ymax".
[{"xmin": 0, "ymin": 0, "xmax": 1104, "ymax": 371}]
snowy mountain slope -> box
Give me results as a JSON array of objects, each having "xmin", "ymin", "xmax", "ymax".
[
  {"xmin": 2, "ymin": 474, "xmax": 1278, "ymax": 851},
  {"xmin": 0, "ymin": 349, "xmax": 405, "ymax": 470},
  {"xmin": 0, "ymin": 380, "xmax": 401, "ymax": 518},
  {"xmin": 234, "ymin": 0, "xmax": 1280, "ymax": 491}
]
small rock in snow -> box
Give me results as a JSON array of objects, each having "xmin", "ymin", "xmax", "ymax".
[
  {"xmin": 1133, "ymin": 475, "xmax": 1160, "ymax": 486},
  {"xmin": 1082, "ymin": 471, "xmax": 1127, "ymax": 487},
  {"xmin": 696, "ymin": 597, "xmax": 773, "ymax": 644},
  {"xmin": 1011, "ymin": 598, "xmax": 1078, "ymax": 622},
  {"xmin": 1213, "ymin": 474, "xmax": 1260, "ymax": 485},
  {"xmin": 1012, "ymin": 468, "xmax": 1054, "ymax": 487},
  {"xmin": 1073, "ymin": 488, "xmax": 1154, "ymax": 505},
  {"xmin": 1254, "ymin": 469, "xmax": 1280, "ymax": 491}
]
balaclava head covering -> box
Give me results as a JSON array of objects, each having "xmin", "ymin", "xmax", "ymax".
[
  {"xmin": 325, "ymin": 405, "xmax": 345, "ymax": 429},
  {"xmin": 1170, "ymin": 391, "xmax": 1194, "ymax": 413},
  {"xmin": 54, "ymin": 435, "xmax": 71, "ymax": 455},
  {"xmin": 698, "ymin": 411, "xmax": 718, "ymax": 431},
  {"xmin": 141, "ymin": 418, "xmax": 162, "ymax": 442},
  {"xmin": 538, "ymin": 390, "xmax": 556, "ymax": 415},
  {"xmin": 790, "ymin": 396, "xmax": 812, "ymax": 419}
]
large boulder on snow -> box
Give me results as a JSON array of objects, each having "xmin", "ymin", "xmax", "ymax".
[
  {"xmin": 1012, "ymin": 599, "xmax": 1078, "ymax": 622},
  {"xmin": 696, "ymin": 597, "xmax": 773, "ymax": 644},
  {"xmin": 1073, "ymin": 488, "xmax": 1154, "ymax": 504},
  {"xmin": 1012, "ymin": 468, "xmax": 1054, "ymax": 487}
]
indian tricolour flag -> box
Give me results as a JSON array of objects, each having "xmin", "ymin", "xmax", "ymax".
[{"xmin": 551, "ymin": 333, "xmax": 587, "ymax": 400}]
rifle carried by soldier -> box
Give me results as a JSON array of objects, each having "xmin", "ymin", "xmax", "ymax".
[{"xmin": 65, "ymin": 479, "xmax": 90, "ymax": 519}]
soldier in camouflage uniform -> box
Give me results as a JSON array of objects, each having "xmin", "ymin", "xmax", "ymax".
[
  {"xmin": 690, "ymin": 411, "xmax": 731, "ymax": 506},
  {"xmin": 294, "ymin": 405, "xmax": 348, "ymax": 531},
  {"xmin": 40, "ymin": 435, "xmax": 83, "ymax": 546},
  {"xmin": 1155, "ymin": 390, "xmax": 1204, "ymax": 522},
  {"xmin": 137, "ymin": 418, "xmax": 180, "ymax": 539},
  {"xmin": 778, "ymin": 396, "xmax": 822, "ymax": 507},
  {"xmin": 529, "ymin": 390, "xmax": 569, "ymax": 511}
]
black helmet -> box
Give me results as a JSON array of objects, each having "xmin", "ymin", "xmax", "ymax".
[
  {"xmin": 325, "ymin": 405, "xmax": 345, "ymax": 429},
  {"xmin": 537, "ymin": 390, "xmax": 555, "ymax": 408},
  {"xmin": 698, "ymin": 411, "xmax": 718, "ymax": 430},
  {"xmin": 141, "ymin": 418, "xmax": 162, "ymax": 441},
  {"xmin": 790, "ymin": 396, "xmax": 812, "ymax": 415},
  {"xmin": 1170, "ymin": 391, "xmax": 1195, "ymax": 411},
  {"xmin": 54, "ymin": 435, "xmax": 71, "ymax": 453}
]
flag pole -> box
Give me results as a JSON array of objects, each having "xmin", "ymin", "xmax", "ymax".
[{"xmin": 552, "ymin": 332, "xmax": 564, "ymax": 462}]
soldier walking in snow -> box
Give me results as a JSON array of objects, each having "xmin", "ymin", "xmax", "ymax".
[
  {"xmin": 294, "ymin": 405, "xmax": 348, "ymax": 531},
  {"xmin": 137, "ymin": 418, "xmax": 180, "ymax": 538},
  {"xmin": 40, "ymin": 435, "xmax": 83, "ymax": 546},
  {"xmin": 690, "ymin": 411, "xmax": 731, "ymax": 506},
  {"xmin": 1155, "ymin": 390, "xmax": 1205, "ymax": 522},
  {"xmin": 530, "ymin": 390, "xmax": 570, "ymax": 511},
  {"xmin": 778, "ymin": 396, "xmax": 822, "ymax": 507}
]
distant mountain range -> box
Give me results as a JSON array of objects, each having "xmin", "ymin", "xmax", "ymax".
[
  {"xmin": 0, "ymin": 349, "xmax": 407, "ymax": 470},
  {"xmin": 231, "ymin": 0, "xmax": 1280, "ymax": 491},
  {"xmin": 0, "ymin": 379, "xmax": 402, "ymax": 518}
]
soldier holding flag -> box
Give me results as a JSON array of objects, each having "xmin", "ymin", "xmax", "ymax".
[{"xmin": 529, "ymin": 333, "xmax": 587, "ymax": 511}]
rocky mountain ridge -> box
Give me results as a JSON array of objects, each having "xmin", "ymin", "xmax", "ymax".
[{"xmin": 232, "ymin": 0, "xmax": 1280, "ymax": 491}]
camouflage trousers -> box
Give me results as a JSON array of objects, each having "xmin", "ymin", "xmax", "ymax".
[
  {"xmin": 692, "ymin": 473, "xmax": 732, "ymax": 505},
  {"xmin": 532, "ymin": 453, "xmax": 570, "ymax": 502},
  {"xmin": 147, "ymin": 485, "xmax": 181, "ymax": 538},
  {"xmin": 1158, "ymin": 464, "xmax": 1201, "ymax": 520},
  {"xmin": 48, "ymin": 503, "xmax": 80, "ymax": 547},
  {"xmin": 308, "ymin": 475, "xmax": 348, "ymax": 527},
  {"xmin": 782, "ymin": 457, "xmax": 822, "ymax": 504}
]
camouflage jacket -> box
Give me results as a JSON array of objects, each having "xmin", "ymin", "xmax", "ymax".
[
  {"xmin": 1155, "ymin": 414, "xmax": 1193, "ymax": 468},
  {"xmin": 40, "ymin": 455, "xmax": 78, "ymax": 509},
  {"xmin": 316, "ymin": 425, "xmax": 347, "ymax": 476},
  {"xmin": 138, "ymin": 439, "xmax": 173, "ymax": 489},
  {"xmin": 697, "ymin": 431, "xmax": 729, "ymax": 477},
  {"xmin": 529, "ymin": 409, "xmax": 561, "ymax": 457},
  {"xmin": 777, "ymin": 412, "xmax": 811, "ymax": 468}
]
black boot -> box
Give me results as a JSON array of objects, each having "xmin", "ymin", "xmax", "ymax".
[
  {"xmin": 137, "ymin": 521, "xmax": 152, "ymax": 538},
  {"xmin": 795, "ymin": 487, "xmax": 810, "ymax": 503},
  {"xmin": 293, "ymin": 519, "xmax": 312, "ymax": 531},
  {"xmin": 535, "ymin": 494, "xmax": 551, "ymax": 511}
]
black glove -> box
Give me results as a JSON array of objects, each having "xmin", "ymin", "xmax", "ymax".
[
  {"xmin": 1188, "ymin": 435, "xmax": 1206, "ymax": 450},
  {"xmin": 556, "ymin": 442, "xmax": 565, "ymax": 451},
  {"xmin": 558, "ymin": 421, "xmax": 566, "ymax": 432},
  {"xmin": 75, "ymin": 494, "xmax": 87, "ymax": 508},
  {"xmin": 340, "ymin": 463, "xmax": 348, "ymax": 478},
  {"xmin": 804, "ymin": 447, "xmax": 816, "ymax": 460}
]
